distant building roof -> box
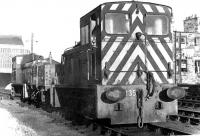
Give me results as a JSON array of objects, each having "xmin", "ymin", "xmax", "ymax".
[{"xmin": 0, "ymin": 35, "xmax": 23, "ymax": 45}]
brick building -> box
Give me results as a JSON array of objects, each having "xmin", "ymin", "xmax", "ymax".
[{"xmin": 175, "ymin": 15, "xmax": 200, "ymax": 84}]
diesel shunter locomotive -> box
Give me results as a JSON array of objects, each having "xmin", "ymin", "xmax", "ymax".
[
  {"xmin": 11, "ymin": 1, "xmax": 185, "ymax": 128},
  {"xmin": 56, "ymin": 1, "xmax": 185, "ymax": 127}
]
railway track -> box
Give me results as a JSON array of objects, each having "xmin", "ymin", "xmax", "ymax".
[
  {"xmin": 84, "ymin": 122, "xmax": 159, "ymax": 136},
  {"xmin": 84, "ymin": 120, "xmax": 197, "ymax": 136},
  {"xmin": 176, "ymin": 87, "xmax": 200, "ymax": 125},
  {"xmin": 155, "ymin": 85, "xmax": 200, "ymax": 135},
  {"xmin": 83, "ymin": 116, "xmax": 197, "ymax": 136}
]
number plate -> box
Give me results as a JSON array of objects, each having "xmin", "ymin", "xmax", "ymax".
[{"xmin": 126, "ymin": 89, "xmax": 136, "ymax": 97}]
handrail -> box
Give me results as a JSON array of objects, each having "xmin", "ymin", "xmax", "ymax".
[{"xmin": 64, "ymin": 47, "xmax": 73, "ymax": 52}]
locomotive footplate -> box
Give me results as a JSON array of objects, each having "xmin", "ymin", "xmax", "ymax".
[{"xmin": 148, "ymin": 120, "xmax": 200, "ymax": 135}]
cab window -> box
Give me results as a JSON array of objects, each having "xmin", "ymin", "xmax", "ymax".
[
  {"xmin": 145, "ymin": 15, "xmax": 169, "ymax": 35},
  {"xmin": 80, "ymin": 25, "xmax": 89, "ymax": 45},
  {"xmin": 105, "ymin": 13, "xmax": 130, "ymax": 34}
]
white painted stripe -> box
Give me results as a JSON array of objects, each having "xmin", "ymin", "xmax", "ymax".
[
  {"xmin": 152, "ymin": 37, "xmax": 159, "ymax": 41},
  {"xmin": 115, "ymin": 36, "xmax": 124, "ymax": 41},
  {"xmin": 163, "ymin": 37, "xmax": 171, "ymax": 42},
  {"xmin": 132, "ymin": 9, "xmax": 143, "ymax": 23},
  {"xmin": 101, "ymin": 38, "xmax": 110, "ymax": 50},
  {"xmin": 102, "ymin": 36, "xmax": 123, "ymax": 52},
  {"xmin": 143, "ymin": 4, "xmax": 153, "ymax": 12},
  {"xmin": 110, "ymin": 42, "xmax": 132, "ymax": 71},
  {"xmin": 116, "ymin": 36, "xmax": 124, "ymax": 40},
  {"xmin": 101, "ymin": 20, "xmax": 103, "ymax": 32},
  {"xmin": 113, "ymin": 46, "xmax": 145, "ymax": 84},
  {"xmin": 153, "ymin": 38, "xmax": 172, "ymax": 64},
  {"xmin": 147, "ymin": 41, "xmax": 166, "ymax": 71},
  {"xmin": 164, "ymin": 37, "xmax": 173, "ymax": 52},
  {"xmin": 134, "ymin": 26, "xmax": 142, "ymax": 33},
  {"xmin": 156, "ymin": 5, "xmax": 165, "ymax": 13},
  {"xmin": 102, "ymin": 38, "xmax": 122, "ymax": 70},
  {"xmin": 122, "ymin": 3, "xmax": 132, "ymax": 11},
  {"xmin": 128, "ymin": 67, "xmax": 137, "ymax": 84},
  {"xmin": 140, "ymin": 67, "xmax": 147, "ymax": 84},
  {"xmin": 102, "ymin": 71, "xmax": 113, "ymax": 85},
  {"xmin": 102, "ymin": 36, "xmax": 111, "ymax": 42},
  {"xmin": 146, "ymin": 59, "xmax": 162, "ymax": 83},
  {"xmin": 168, "ymin": 79, "xmax": 173, "ymax": 84},
  {"xmin": 102, "ymin": 36, "xmax": 111, "ymax": 48},
  {"xmin": 110, "ymin": 4, "xmax": 119, "ymax": 10}
]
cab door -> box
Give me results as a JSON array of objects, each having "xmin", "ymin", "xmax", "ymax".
[{"xmin": 145, "ymin": 14, "xmax": 173, "ymax": 84}]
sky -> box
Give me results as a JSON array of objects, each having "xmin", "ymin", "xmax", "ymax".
[{"xmin": 0, "ymin": 0, "xmax": 199, "ymax": 61}]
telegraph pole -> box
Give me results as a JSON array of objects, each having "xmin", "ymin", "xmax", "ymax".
[
  {"xmin": 31, "ymin": 33, "xmax": 34, "ymax": 61},
  {"xmin": 31, "ymin": 33, "xmax": 33, "ymax": 53},
  {"xmin": 174, "ymin": 31, "xmax": 177, "ymax": 84},
  {"xmin": 178, "ymin": 32, "xmax": 182, "ymax": 84}
]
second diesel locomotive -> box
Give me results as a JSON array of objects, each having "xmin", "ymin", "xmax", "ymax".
[{"xmin": 11, "ymin": 53, "xmax": 61, "ymax": 106}]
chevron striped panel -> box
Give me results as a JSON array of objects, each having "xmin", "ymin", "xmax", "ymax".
[{"xmin": 101, "ymin": 2, "xmax": 173, "ymax": 85}]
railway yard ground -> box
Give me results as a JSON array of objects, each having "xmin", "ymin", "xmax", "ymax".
[
  {"xmin": 0, "ymin": 97, "xmax": 91, "ymax": 136},
  {"xmin": 0, "ymin": 96, "xmax": 158, "ymax": 136},
  {"xmin": 2, "ymin": 88, "xmax": 200, "ymax": 136}
]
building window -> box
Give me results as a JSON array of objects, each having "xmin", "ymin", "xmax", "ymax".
[
  {"xmin": 176, "ymin": 36, "xmax": 186, "ymax": 44},
  {"xmin": 195, "ymin": 37, "xmax": 200, "ymax": 46},
  {"xmin": 176, "ymin": 59, "xmax": 187, "ymax": 72}
]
